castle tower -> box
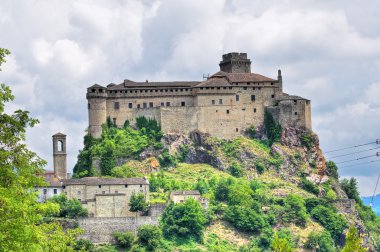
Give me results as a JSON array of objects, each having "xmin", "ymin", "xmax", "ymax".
[
  {"xmin": 87, "ymin": 84, "xmax": 107, "ymax": 138},
  {"xmin": 52, "ymin": 133, "xmax": 67, "ymax": 179},
  {"xmin": 219, "ymin": 52, "xmax": 251, "ymax": 73}
]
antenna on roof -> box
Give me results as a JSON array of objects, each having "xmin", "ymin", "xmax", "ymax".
[{"xmin": 202, "ymin": 73, "xmax": 209, "ymax": 81}]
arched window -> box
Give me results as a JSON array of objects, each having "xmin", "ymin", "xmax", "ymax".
[{"xmin": 58, "ymin": 140, "xmax": 63, "ymax": 152}]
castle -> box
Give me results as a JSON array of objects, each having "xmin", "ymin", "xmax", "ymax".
[{"xmin": 87, "ymin": 52, "xmax": 311, "ymax": 139}]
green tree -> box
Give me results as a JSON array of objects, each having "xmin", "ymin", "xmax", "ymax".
[
  {"xmin": 224, "ymin": 205, "xmax": 266, "ymax": 232},
  {"xmin": 341, "ymin": 225, "xmax": 366, "ymax": 252},
  {"xmin": 271, "ymin": 233, "xmax": 293, "ymax": 252},
  {"xmin": 113, "ymin": 231, "xmax": 135, "ymax": 250},
  {"xmin": 129, "ymin": 193, "xmax": 149, "ymax": 219},
  {"xmin": 74, "ymin": 238, "xmax": 94, "ymax": 251},
  {"xmin": 161, "ymin": 198, "xmax": 206, "ymax": 240},
  {"xmin": 340, "ymin": 178, "xmax": 360, "ymax": 202},
  {"xmin": 0, "ymin": 48, "xmax": 81, "ymax": 250},
  {"xmin": 326, "ymin": 161, "xmax": 339, "ymax": 179},
  {"xmin": 48, "ymin": 194, "xmax": 88, "ymax": 219},
  {"xmin": 305, "ymin": 231, "xmax": 335, "ymax": 252},
  {"xmin": 227, "ymin": 162, "xmax": 245, "ymax": 178},
  {"xmin": 137, "ymin": 224, "xmax": 162, "ymax": 251},
  {"xmin": 281, "ymin": 194, "xmax": 308, "ymax": 227}
]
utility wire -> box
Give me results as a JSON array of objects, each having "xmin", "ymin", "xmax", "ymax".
[
  {"xmin": 339, "ymin": 159, "xmax": 380, "ymax": 168},
  {"xmin": 327, "ymin": 146, "xmax": 380, "ymax": 159},
  {"xmin": 336, "ymin": 154, "xmax": 378, "ymax": 164},
  {"xmin": 370, "ymin": 174, "xmax": 380, "ymax": 207},
  {"xmin": 325, "ymin": 140, "xmax": 380, "ymax": 153}
]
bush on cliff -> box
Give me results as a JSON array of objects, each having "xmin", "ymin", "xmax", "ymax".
[
  {"xmin": 137, "ymin": 224, "xmax": 162, "ymax": 251},
  {"xmin": 264, "ymin": 111, "xmax": 282, "ymax": 146},
  {"xmin": 48, "ymin": 194, "xmax": 88, "ymax": 219}
]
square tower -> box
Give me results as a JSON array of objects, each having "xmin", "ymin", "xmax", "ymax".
[
  {"xmin": 219, "ymin": 52, "xmax": 251, "ymax": 73},
  {"xmin": 52, "ymin": 133, "xmax": 67, "ymax": 179}
]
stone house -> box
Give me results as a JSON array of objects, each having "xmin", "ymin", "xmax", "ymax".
[
  {"xmin": 35, "ymin": 170, "xmax": 63, "ymax": 202},
  {"xmin": 61, "ymin": 177, "xmax": 149, "ymax": 217},
  {"xmin": 170, "ymin": 190, "xmax": 208, "ymax": 208},
  {"xmin": 87, "ymin": 52, "xmax": 311, "ymax": 139}
]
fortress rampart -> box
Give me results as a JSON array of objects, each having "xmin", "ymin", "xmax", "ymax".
[{"xmin": 87, "ymin": 53, "xmax": 311, "ymax": 138}]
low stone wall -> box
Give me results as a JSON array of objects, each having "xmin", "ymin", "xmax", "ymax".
[
  {"xmin": 78, "ymin": 216, "xmax": 159, "ymax": 244},
  {"xmin": 148, "ymin": 203, "xmax": 166, "ymax": 217}
]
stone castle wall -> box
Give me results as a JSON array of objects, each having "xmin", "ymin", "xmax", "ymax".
[{"xmin": 78, "ymin": 217, "xmax": 159, "ymax": 244}]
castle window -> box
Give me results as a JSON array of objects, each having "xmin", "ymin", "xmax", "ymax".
[
  {"xmin": 217, "ymin": 87, "xmax": 220, "ymax": 90},
  {"xmin": 223, "ymin": 87, "xmax": 226, "ymax": 89},
  {"xmin": 251, "ymin": 95, "xmax": 255, "ymax": 101},
  {"xmin": 43, "ymin": 189, "xmax": 47, "ymax": 195},
  {"xmin": 295, "ymin": 112, "xmax": 298, "ymax": 115},
  {"xmin": 58, "ymin": 140, "xmax": 63, "ymax": 152},
  {"xmin": 271, "ymin": 94, "xmax": 275, "ymax": 98},
  {"xmin": 166, "ymin": 102, "xmax": 170, "ymax": 107},
  {"xmin": 259, "ymin": 87, "xmax": 261, "ymax": 90},
  {"xmin": 91, "ymin": 89, "xmax": 96, "ymax": 92},
  {"xmin": 62, "ymin": 186, "xmax": 66, "ymax": 189},
  {"xmin": 125, "ymin": 184, "xmax": 128, "ymax": 188},
  {"xmin": 243, "ymin": 87, "xmax": 247, "ymax": 90},
  {"xmin": 143, "ymin": 103, "xmax": 147, "ymax": 108},
  {"xmin": 219, "ymin": 99, "xmax": 223, "ymax": 104},
  {"xmin": 170, "ymin": 89, "xmax": 173, "ymax": 92},
  {"xmin": 115, "ymin": 190, "xmax": 118, "ymax": 193},
  {"xmin": 137, "ymin": 104, "xmax": 141, "ymax": 109},
  {"xmin": 253, "ymin": 87, "xmax": 256, "ymax": 90},
  {"xmin": 98, "ymin": 185, "xmax": 101, "ymax": 188},
  {"xmin": 180, "ymin": 89, "xmax": 183, "ymax": 91},
  {"xmin": 294, "ymin": 100, "xmax": 297, "ymax": 104},
  {"xmin": 206, "ymin": 87, "xmax": 210, "ymax": 90},
  {"xmin": 271, "ymin": 83, "xmax": 274, "ymax": 85},
  {"xmin": 236, "ymin": 95, "xmax": 239, "ymax": 101},
  {"xmin": 181, "ymin": 101, "xmax": 185, "ymax": 107},
  {"xmin": 242, "ymin": 108, "xmax": 246, "ymax": 111},
  {"xmin": 306, "ymin": 101, "xmax": 309, "ymax": 105},
  {"xmin": 150, "ymin": 90, "xmax": 154, "ymax": 92},
  {"xmin": 216, "ymin": 110, "xmax": 218, "ymax": 112},
  {"xmin": 128, "ymin": 103, "xmax": 133, "ymax": 108},
  {"xmin": 149, "ymin": 102, "xmax": 154, "ymax": 108},
  {"xmin": 160, "ymin": 90, "xmax": 163, "ymax": 92},
  {"xmin": 113, "ymin": 118, "xmax": 116, "ymax": 125},
  {"xmin": 135, "ymin": 90, "xmax": 138, "ymax": 93},
  {"xmin": 175, "ymin": 89, "xmax": 178, "ymax": 92},
  {"xmin": 229, "ymin": 87, "xmax": 232, "ymax": 90},
  {"xmin": 165, "ymin": 89, "xmax": 168, "ymax": 92},
  {"xmin": 236, "ymin": 128, "xmax": 238, "ymax": 132},
  {"xmin": 161, "ymin": 102, "xmax": 164, "ymax": 107},
  {"xmin": 54, "ymin": 189, "xmax": 57, "ymax": 194},
  {"xmin": 212, "ymin": 100, "xmax": 215, "ymax": 105},
  {"xmin": 247, "ymin": 82, "xmax": 251, "ymax": 85},
  {"xmin": 254, "ymin": 108, "xmax": 257, "ymax": 113},
  {"xmin": 114, "ymin": 102, "xmax": 120, "ymax": 110},
  {"xmin": 145, "ymin": 90, "xmax": 148, "ymax": 93},
  {"xmin": 78, "ymin": 191, "xmax": 81, "ymax": 195},
  {"xmin": 226, "ymin": 109, "xmax": 230, "ymax": 114},
  {"xmin": 140, "ymin": 184, "xmax": 143, "ymax": 187},
  {"xmin": 200, "ymin": 88, "xmax": 204, "ymax": 90},
  {"xmin": 140, "ymin": 90, "xmax": 143, "ymax": 93}
]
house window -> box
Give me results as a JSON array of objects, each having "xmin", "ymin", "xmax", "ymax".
[
  {"xmin": 271, "ymin": 94, "xmax": 275, "ymax": 98},
  {"xmin": 62, "ymin": 186, "xmax": 66, "ymax": 189},
  {"xmin": 166, "ymin": 102, "xmax": 171, "ymax": 107},
  {"xmin": 212, "ymin": 100, "xmax": 215, "ymax": 105},
  {"xmin": 113, "ymin": 118, "xmax": 116, "ymax": 125},
  {"xmin": 295, "ymin": 112, "xmax": 298, "ymax": 115},
  {"xmin": 128, "ymin": 103, "xmax": 133, "ymax": 108},
  {"xmin": 98, "ymin": 185, "xmax": 102, "ymax": 188},
  {"xmin": 236, "ymin": 128, "xmax": 239, "ymax": 132},
  {"xmin": 137, "ymin": 104, "xmax": 141, "ymax": 109},
  {"xmin": 140, "ymin": 184, "xmax": 143, "ymax": 187},
  {"xmin": 54, "ymin": 189, "xmax": 57, "ymax": 194},
  {"xmin": 243, "ymin": 87, "xmax": 247, "ymax": 90},
  {"xmin": 114, "ymin": 102, "xmax": 120, "ymax": 110},
  {"xmin": 143, "ymin": 102, "xmax": 147, "ymax": 108},
  {"xmin": 254, "ymin": 108, "xmax": 257, "ymax": 113},
  {"xmin": 149, "ymin": 102, "xmax": 153, "ymax": 108},
  {"xmin": 236, "ymin": 95, "xmax": 239, "ymax": 101},
  {"xmin": 161, "ymin": 102, "xmax": 164, "ymax": 107},
  {"xmin": 219, "ymin": 99, "xmax": 223, "ymax": 105},
  {"xmin": 43, "ymin": 189, "xmax": 47, "ymax": 195},
  {"xmin": 181, "ymin": 101, "xmax": 185, "ymax": 107},
  {"xmin": 251, "ymin": 95, "xmax": 255, "ymax": 101},
  {"xmin": 226, "ymin": 110, "xmax": 230, "ymax": 114},
  {"xmin": 125, "ymin": 184, "xmax": 128, "ymax": 188}
]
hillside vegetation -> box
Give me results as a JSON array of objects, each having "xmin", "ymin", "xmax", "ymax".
[{"xmin": 73, "ymin": 117, "xmax": 380, "ymax": 251}]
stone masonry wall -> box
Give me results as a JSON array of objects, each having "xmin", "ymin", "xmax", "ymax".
[{"xmin": 78, "ymin": 217, "xmax": 159, "ymax": 244}]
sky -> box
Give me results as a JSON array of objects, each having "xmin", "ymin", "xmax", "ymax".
[{"xmin": 1, "ymin": 0, "xmax": 380, "ymax": 195}]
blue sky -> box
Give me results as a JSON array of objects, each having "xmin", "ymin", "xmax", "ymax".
[{"xmin": 1, "ymin": 0, "xmax": 380, "ymax": 195}]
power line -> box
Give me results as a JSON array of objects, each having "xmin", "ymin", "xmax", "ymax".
[
  {"xmin": 339, "ymin": 159, "xmax": 380, "ymax": 168},
  {"xmin": 325, "ymin": 140, "xmax": 380, "ymax": 153},
  {"xmin": 336, "ymin": 153, "xmax": 379, "ymax": 164},
  {"xmin": 370, "ymin": 174, "xmax": 380, "ymax": 207},
  {"xmin": 327, "ymin": 146, "xmax": 380, "ymax": 159}
]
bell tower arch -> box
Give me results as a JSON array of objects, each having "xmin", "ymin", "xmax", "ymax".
[{"xmin": 52, "ymin": 133, "xmax": 67, "ymax": 179}]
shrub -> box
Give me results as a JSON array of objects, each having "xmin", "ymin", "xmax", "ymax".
[
  {"xmin": 228, "ymin": 162, "xmax": 245, "ymax": 178},
  {"xmin": 247, "ymin": 125, "xmax": 256, "ymax": 138},
  {"xmin": 255, "ymin": 161, "xmax": 265, "ymax": 174},
  {"xmin": 48, "ymin": 194, "xmax": 88, "ymax": 219},
  {"xmin": 341, "ymin": 225, "xmax": 366, "ymax": 252},
  {"xmin": 214, "ymin": 178, "xmax": 234, "ymax": 202},
  {"xmin": 281, "ymin": 194, "xmax": 308, "ymax": 227},
  {"xmin": 158, "ymin": 149, "xmax": 178, "ymax": 168},
  {"xmin": 271, "ymin": 233, "xmax": 293, "ymax": 252},
  {"xmin": 252, "ymin": 226, "xmax": 274, "ymax": 250},
  {"xmin": 137, "ymin": 224, "xmax": 162, "ymax": 251},
  {"xmin": 129, "ymin": 193, "xmax": 149, "ymax": 216},
  {"xmin": 224, "ymin": 205, "xmax": 266, "ymax": 232},
  {"xmin": 113, "ymin": 231, "xmax": 134, "ymax": 250},
  {"xmin": 304, "ymin": 231, "xmax": 335, "ymax": 252},
  {"xmin": 304, "ymin": 198, "xmax": 328, "ymax": 213},
  {"xmin": 74, "ymin": 238, "xmax": 94, "ymax": 251},
  {"xmin": 300, "ymin": 133, "xmax": 313, "ymax": 150},
  {"xmin": 161, "ymin": 198, "xmax": 206, "ymax": 240},
  {"xmin": 325, "ymin": 189, "xmax": 337, "ymax": 201},
  {"xmin": 311, "ymin": 205, "xmax": 347, "ymax": 242},
  {"xmin": 195, "ymin": 179, "xmax": 209, "ymax": 195},
  {"xmin": 111, "ymin": 164, "xmax": 142, "ymax": 178},
  {"xmin": 300, "ymin": 177, "xmax": 319, "ymax": 195}
]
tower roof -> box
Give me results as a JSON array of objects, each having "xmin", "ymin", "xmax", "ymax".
[{"xmin": 52, "ymin": 132, "xmax": 66, "ymax": 137}]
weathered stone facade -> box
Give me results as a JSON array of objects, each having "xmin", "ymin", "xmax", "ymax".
[
  {"xmin": 61, "ymin": 177, "xmax": 149, "ymax": 217},
  {"xmin": 87, "ymin": 52, "xmax": 311, "ymax": 139}
]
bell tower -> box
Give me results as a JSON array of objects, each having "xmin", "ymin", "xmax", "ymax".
[{"xmin": 52, "ymin": 133, "xmax": 67, "ymax": 179}]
